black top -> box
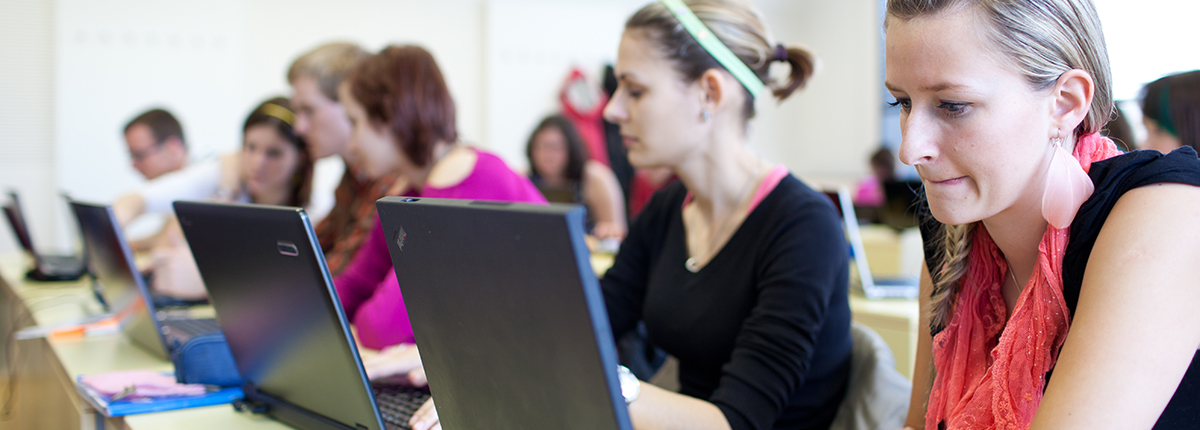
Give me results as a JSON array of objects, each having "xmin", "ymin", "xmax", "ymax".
[
  {"xmin": 602, "ymin": 175, "xmax": 852, "ymax": 430},
  {"xmin": 919, "ymin": 147, "xmax": 1200, "ymax": 429}
]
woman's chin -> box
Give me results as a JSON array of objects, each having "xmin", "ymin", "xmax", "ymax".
[{"xmin": 926, "ymin": 203, "xmax": 981, "ymax": 226}]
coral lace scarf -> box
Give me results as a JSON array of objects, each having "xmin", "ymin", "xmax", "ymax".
[{"xmin": 925, "ymin": 134, "xmax": 1122, "ymax": 430}]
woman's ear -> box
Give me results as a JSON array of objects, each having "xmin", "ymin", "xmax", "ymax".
[
  {"xmin": 1052, "ymin": 69, "xmax": 1094, "ymax": 135},
  {"xmin": 697, "ymin": 68, "xmax": 726, "ymax": 116}
]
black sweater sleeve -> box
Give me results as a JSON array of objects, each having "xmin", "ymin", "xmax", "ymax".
[
  {"xmin": 709, "ymin": 189, "xmax": 851, "ymax": 430},
  {"xmin": 601, "ymin": 186, "xmax": 677, "ymax": 340}
]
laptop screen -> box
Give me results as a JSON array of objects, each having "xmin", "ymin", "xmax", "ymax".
[
  {"xmin": 175, "ymin": 202, "xmax": 386, "ymax": 430},
  {"xmin": 70, "ymin": 201, "xmax": 168, "ymax": 357},
  {"xmin": 4, "ymin": 192, "xmax": 36, "ymax": 253},
  {"xmin": 376, "ymin": 197, "xmax": 632, "ymax": 430}
]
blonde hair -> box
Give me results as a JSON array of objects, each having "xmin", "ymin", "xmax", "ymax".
[
  {"xmin": 886, "ymin": 0, "xmax": 1113, "ymax": 334},
  {"xmin": 626, "ymin": 0, "xmax": 816, "ymax": 120},
  {"xmin": 286, "ymin": 42, "xmax": 369, "ymax": 102}
]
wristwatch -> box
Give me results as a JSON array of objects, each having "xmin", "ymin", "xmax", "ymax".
[{"xmin": 617, "ymin": 365, "xmax": 641, "ymax": 405}]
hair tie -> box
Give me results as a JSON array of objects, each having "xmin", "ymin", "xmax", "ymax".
[{"xmin": 774, "ymin": 44, "xmax": 788, "ymax": 63}]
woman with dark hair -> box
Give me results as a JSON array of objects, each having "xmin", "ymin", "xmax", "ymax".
[
  {"xmin": 1140, "ymin": 70, "xmax": 1200, "ymax": 154},
  {"xmin": 411, "ymin": 1, "xmax": 852, "ymax": 429},
  {"xmin": 527, "ymin": 114, "xmax": 628, "ymax": 240},
  {"xmin": 144, "ymin": 97, "xmax": 316, "ymax": 299},
  {"xmin": 239, "ymin": 97, "xmax": 314, "ymax": 208},
  {"xmin": 331, "ymin": 45, "xmax": 545, "ymax": 367}
]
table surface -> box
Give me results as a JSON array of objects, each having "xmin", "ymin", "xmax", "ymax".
[
  {"xmin": 1, "ymin": 254, "xmax": 290, "ymax": 429},
  {"xmin": 6, "ymin": 245, "xmax": 919, "ymax": 429}
]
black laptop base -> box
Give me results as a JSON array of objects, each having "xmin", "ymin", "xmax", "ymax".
[
  {"xmin": 237, "ymin": 385, "xmax": 427, "ymax": 430},
  {"xmin": 25, "ymin": 264, "xmax": 86, "ymax": 282}
]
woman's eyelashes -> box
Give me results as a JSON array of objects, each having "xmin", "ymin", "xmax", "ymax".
[
  {"xmin": 888, "ymin": 97, "xmax": 971, "ymax": 118},
  {"xmin": 888, "ymin": 98, "xmax": 911, "ymax": 112},
  {"xmin": 937, "ymin": 101, "xmax": 971, "ymax": 118}
]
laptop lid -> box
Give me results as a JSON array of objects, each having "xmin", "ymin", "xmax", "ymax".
[
  {"xmin": 822, "ymin": 189, "xmax": 917, "ymax": 299},
  {"xmin": 69, "ymin": 200, "xmax": 169, "ymax": 358},
  {"xmin": 375, "ymin": 196, "xmax": 633, "ymax": 430},
  {"xmin": 174, "ymin": 201, "xmax": 388, "ymax": 430},
  {"xmin": 4, "ymin": 191, "xmax": 37, "ymax": 255}
]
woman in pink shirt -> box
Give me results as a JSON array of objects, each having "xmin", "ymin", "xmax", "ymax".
[{"xmin": 333, "ymin": 45, "xmax": 545, "ymax": 371}]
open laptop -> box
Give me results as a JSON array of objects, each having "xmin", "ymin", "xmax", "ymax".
[
  {"xmin": 823, "ymin": 188, "xmax": 919, "ymax": 299},
  {"xmin": 3, "ymin": 191, "xmax": 86, "ymax": 281},
  {"xmin": 69, "ymin": 200, "xmax": 220, "ymax": 359},
  {"xmin": 174, "ymin": 201, "xmax": 429, "ymax": 430},
  {"xmin": 375, "ymin": 197, "xmax": 634, "ymax": 430}
]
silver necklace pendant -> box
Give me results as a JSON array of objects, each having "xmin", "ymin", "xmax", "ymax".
[{"xmin": 682, "ymin": 164, "xmax": 762, "ymax": 275}]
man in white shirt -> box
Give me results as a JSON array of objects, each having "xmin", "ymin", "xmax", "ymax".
[{"xmin": 123, "ymin": 109, "xmax": 188, "ymax": 181}]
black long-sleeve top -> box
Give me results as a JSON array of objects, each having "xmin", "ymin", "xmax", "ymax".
[{"xmin": 602, "ymin": 175, "xmax": 852, "ymax": 430}]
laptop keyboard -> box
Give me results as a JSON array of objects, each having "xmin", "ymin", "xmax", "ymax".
[
  {"xmin": 41, "ymin": 255, "xmax": 83, "ymax": 270},
  {"xmin": 162, "ymin": 318, "xmax": 220, "ymax": 338},
  {"xmin": 372, "ymin": 385, "xmax": 431, "ymax": 429}
]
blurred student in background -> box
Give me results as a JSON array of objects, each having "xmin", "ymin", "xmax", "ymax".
[
  {"xmin": 145, "ymin": 97, "xmax": 315, "ymax": 299},
  {"xmin": 111, "ymin": 97, "xmax": 326, "ymax": 229},
  {"xmin": 124, "ymin": 108, "xmax": 188, "ymax": 181},
  {"xmin": 1139, "ymin": 70, "xmax": 1200, "ymax": 154},
  {"xmin": 331, "ymin": 45, "xmax": 544, "ymax": 370},
  {"xmin": 527, "ymin": 114, "xmax": 628, "ymax": 240},
  {"xmin": 409, "ymin": 0, "xmax": 852, "ymax": 428},
  {"xmin": 853, "ymin": 146, "xmax": 897, "ymax": 207},
  {"xmin": 287, "ymin": 42, "xmax": 385, "ymax": 276},
  {"xmin": 114, "ymin": 109, "xmax": 191, "ymax": 250}
]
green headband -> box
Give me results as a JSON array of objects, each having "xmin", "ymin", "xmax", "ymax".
[{"xmin": 660, "ymin": 0, "xmax": 766, "ymax": 99}]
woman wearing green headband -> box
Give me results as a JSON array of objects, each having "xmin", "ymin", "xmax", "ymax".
[
  {"xmin": 1139, "ymin": 70, "xmax": 1200, "ymax": 154},
  {"xmin": 409, "ymin": 1, "xmax": 851, "ymax": 430}
]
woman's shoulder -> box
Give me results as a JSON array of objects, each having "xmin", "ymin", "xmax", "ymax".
[
  {"xmin": 436, "ymin": 147, "xmax": 545, "ymax": 203},
  {"xmin": 1064, "ymin": 147, "xmax": 1200, "ymax": 311},
  {"xmin": 1076, "ymin": 147, "xmax": 1200, "ymax": 230},
  {"xmin": 760, "ymin": 174, "xmax": 842, "ymax": 224}
]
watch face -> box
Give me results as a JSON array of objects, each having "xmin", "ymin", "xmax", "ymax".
[{"xmin": 618, "ymin": 366, "xmax": 639, "ymax": 402}]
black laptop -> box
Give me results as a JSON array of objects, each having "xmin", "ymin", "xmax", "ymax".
[
  {"xmin": 174, "ymin": 201, "xmax": 429, "ymax": 430},
  {"xmin": 375, "ymin": 197, "xmax": 633, "ymax": 430},
  {"xmin": 69, "ymin": 201, "xmax": 220, "ymax": 359},
  {"xmin": 3, "ymin": 191, "xmax": 86, "ymax": 281}
]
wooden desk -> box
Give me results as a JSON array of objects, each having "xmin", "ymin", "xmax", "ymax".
[{"xmin": 0, "ymin": 255, "xmax": 287, "ymax": 430}]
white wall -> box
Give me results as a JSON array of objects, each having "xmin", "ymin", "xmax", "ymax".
[
  {"xmin": 752, "ymin": 0, "xmax": 880, "ymax": 185},
  {"xmin": 12, "ymin": 0, "xmax": 1194, "ymax": 256},
  {"xmin": 484, "ymin": 0, "xmax": 646, "ymax": 170},
  {"xmin": 1094, "ymin": 0, "xmax": 1200, "ymax": 101},
  {"xmin": 0, "ymin": 0, "xmax": 56, "ymax": 255},
  {"xmin": 55, "ymin": 0, "xmax": 485, "ymax": 206}
]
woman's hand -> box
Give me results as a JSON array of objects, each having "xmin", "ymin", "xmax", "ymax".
[
  {"xmin": 362, "ymin": 343, "xmax": 426, "ymax": 386},
  {"xmin": 592, "ymin": 220, "xmax": 627, "ymax": 241},
  {"xmin": 409, "ymin": 398, "xmax": 440, "ymax": 430}
]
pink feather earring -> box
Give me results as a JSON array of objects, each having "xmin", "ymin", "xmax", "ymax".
[{"xmin": 1041, "ymin": 130, "xmax": 1094, "ymax": 229}]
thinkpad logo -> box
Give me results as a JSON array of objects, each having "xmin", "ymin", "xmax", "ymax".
[{"xmin": 393, "ymin": 226, "xmax": 407, "ymax": 251}]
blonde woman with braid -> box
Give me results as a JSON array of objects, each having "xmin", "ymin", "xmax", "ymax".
[
  {"xmin": 409, "ymin": 1, "xmax": 852, "ymax": 429},
  {"xmin": 884, "ymin": 0, "xmax": 1200, "ymax": 429}
]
